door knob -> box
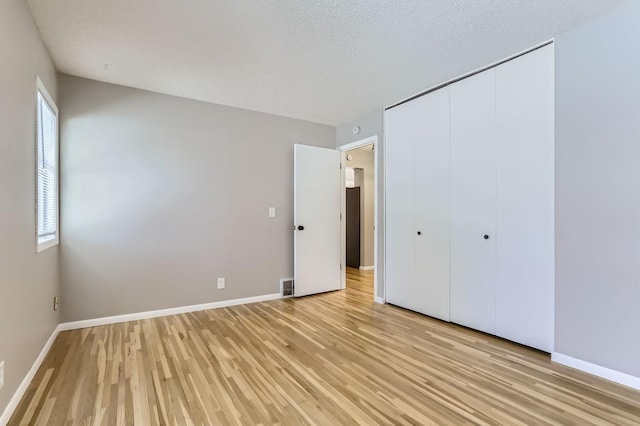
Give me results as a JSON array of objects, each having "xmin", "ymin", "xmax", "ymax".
[
  {"xmin": 298, "ymin": 225, "xmax": 305, "ymax": 231},
  {"xmin": 484, "ymin": 234, "xmax": 490, "ymax": 240},
  {"xmin": 417, "ymin": 231, "xmax": 422, "ymax": 236}
]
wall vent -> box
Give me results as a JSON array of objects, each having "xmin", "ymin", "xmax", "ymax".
[{"xmin": 280, "ymin": 278, "xmax": 294, "ymax": 297}]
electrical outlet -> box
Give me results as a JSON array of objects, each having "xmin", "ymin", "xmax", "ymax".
[
  {"xmin": 268, "ymin": 207, "xmax": 276, "ymax": 218},
  {"xmin": 53, "ymin": 296, "xmax": 59, "ymax": 311},
  {"xmin": 0, "ymin": 361, "xmax": 5, "ymax": 390},
  {"xmin": 217, "ymin": 278, "xmax": 225, "ymax": 289}
]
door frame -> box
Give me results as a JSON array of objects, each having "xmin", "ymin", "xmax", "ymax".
[{"xmin": 337, "ymin": 135, "xmax": 379, "ymax": 303}]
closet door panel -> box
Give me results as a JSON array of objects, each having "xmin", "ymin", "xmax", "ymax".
[
  {"xmin": 413, "ymin": 87, "xmax": 451, "ymax": 321},
  {"xmin": 495, "ymin": 45, "xmax": 554, "ymax": 352},
  {"xmin": 450, "ymin": 70, "xmax": 497, "ymax": 335},
  {"xmin": 385, "ymin": 102, "xmax": 416, "ymax": 310}
]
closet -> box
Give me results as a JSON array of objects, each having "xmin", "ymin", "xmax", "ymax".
[{"xmin": 385, "ymin": 44, "xmax": 554, "ymax": 352}]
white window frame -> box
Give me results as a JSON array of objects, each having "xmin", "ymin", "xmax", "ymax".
[{"xmin": 35, "ymin": 77, "xmax": 59, "ymax": 253}]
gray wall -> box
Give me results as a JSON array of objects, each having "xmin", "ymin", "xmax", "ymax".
[
  {"xmin": 59, "ymin": 75, "xmax": 336, "ymax": 322},
  {"xmin": 0, "ymin": 0, "xmax": 60, "ymax": 416},
  {"xmin": 556, "ymin": 2, "xmax": 640, "ymax": 377},
  {"xmin": 345, "ymin": 146, "xmax": 375, "ymax": 267},
  {"xmin": 336, "ymin": 110, "xmax": 384, "ymax": 298},
  {"xmin": 336, "ymin": 110, "xmax": 383, "ymax": 148}
]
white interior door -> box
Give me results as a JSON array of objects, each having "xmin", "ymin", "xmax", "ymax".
[
  {"xmin": 450, "ymin": 70, "xmax": 497, "ymax": 335},
  {"xmin": 413, "ymin": 87, "xmax": 451, "ymax": 321},
  {"xmin": 384, "ymin": 101, "xmax": 416, "ymax": 311},
  {"xmin": 294, "ymin": 144, "xmax": 341, "ymax": 297},
  {"xmin": 385, "ymin": 87, "xmax": 450, "ymax": 320},
  {"xmin": 495, "ymin": 44, "xmax": 555, "ymax": 352}
]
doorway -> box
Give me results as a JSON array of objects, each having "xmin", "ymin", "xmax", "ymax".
[
  {"xmin": 293, "ymin": 137, "xmax": 379, "ymax": 302},
  {"xmin": 346, "ymin": 186, "xmax": 361, "ymax": 268},
  {"xmin": 338, "ymin": 136, "xmax": 378, "ymax": 301}
]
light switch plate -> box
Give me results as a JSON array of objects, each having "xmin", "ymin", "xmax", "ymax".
[
  {"xmin": 0, "ymin": 361, "xmax": 5, "ymax": 390},
  {"xmin": 269, "ymin": 207, "xmax": 276, "ymax": 218},
  {"xmin": 217, "ymin": 278, "xmax": 225, "ymax": 289}
]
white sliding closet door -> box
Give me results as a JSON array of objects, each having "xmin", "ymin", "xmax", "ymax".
[
  {"xmin": 385, "ymin": 44, "xmax": 554, "ymax": 350},
  {"xmin": 413, "ymin": 88, "xmax": 451, "ymax": 321},
  {"xmin": 385, "ymin": 87, "xmax": 450, "ymax": 318},
  {"xmin": 495, "ymin": 45, "xmax": 554, "ymax": 352},
  {"xmin": 385, "ymin": 101, "xmax": 416, "ymax": 310},
  {"xmin": 450, "ymin": 70, "xmax": 497, "ymax": 335}
]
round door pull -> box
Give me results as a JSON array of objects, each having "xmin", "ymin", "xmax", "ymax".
[
  {"xmin": 417, "ymin": 231, "xmax": 422, "ymax": 236},
  {"xmin": 298, "ymin": 225, "xmax": 305, "ymax": 231},
  {"xmin": 484, "ymin": 234, "xmax": 490, "ymax": 240}
]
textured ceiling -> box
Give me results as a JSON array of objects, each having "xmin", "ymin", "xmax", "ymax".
[{"xmin": 27, "ymin": 0, "xmax": 628, "ymax": 125}]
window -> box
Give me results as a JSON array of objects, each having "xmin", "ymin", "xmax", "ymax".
[{"xmin": 36, "ymin": 78, "xmax": 59, "ymax": 252}]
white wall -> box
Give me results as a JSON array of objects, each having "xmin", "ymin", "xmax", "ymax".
[
  {"xmin": 0, "ymin": 0, "xmax": 60, "ymax": 416},
  {"xmin": 59, "ymin": 75, "xmax": 336, "ymax": 322},
  {"xmin": 555, "ymin": 1, "xmax": 640, "ymax": 377}
]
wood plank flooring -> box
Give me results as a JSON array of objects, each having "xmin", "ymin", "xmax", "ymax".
[{"xmin": 9, "ymin": 268, "xmax": 640, "ymax": 425}]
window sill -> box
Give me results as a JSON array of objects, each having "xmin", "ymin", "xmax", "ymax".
[{"xmin": 37, "ymin": 236, "xmax": 59, "ymax": 253}]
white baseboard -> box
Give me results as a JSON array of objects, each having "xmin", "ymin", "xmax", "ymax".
[
  {"xmin": 359, "ymin": 266, "xmax": 375, "ymax": 271},
  {"xmin": 552, "ymin": 352, "xmax": 640, "ymax": 391},
  {"xmin": 374, "ymin": 296, "xmax": 385, "ymax": 304},
  {"xmin": 58, "ymin": 293, "xmax": 282, "ymax": 331},
  {"xmin": 0, "ymin": 325, "xmax": 62, "ymax": 425}
]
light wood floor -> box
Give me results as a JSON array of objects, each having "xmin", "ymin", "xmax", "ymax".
[{"xmin": 10, "ymin": 268, "xmax": 640, "ymax": 425}]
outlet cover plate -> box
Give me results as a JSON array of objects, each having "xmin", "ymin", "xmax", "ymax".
[{"xmin": 217, "ymin": 278, "xmax": 225, "ymax": 289}]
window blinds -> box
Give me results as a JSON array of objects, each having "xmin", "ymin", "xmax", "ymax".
[{"xmin": 37, "ymin": 91, "xmax": 58, "ymax": 245}]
